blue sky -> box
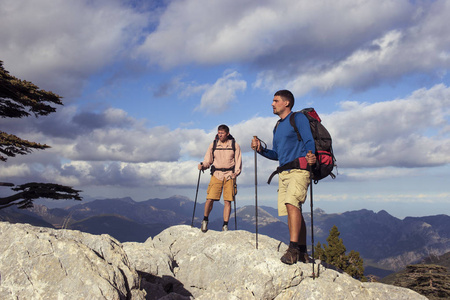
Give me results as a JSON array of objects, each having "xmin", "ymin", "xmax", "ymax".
[{"xmin": 1, "ymin": 0, "xmax": 449, "ymax": 219}]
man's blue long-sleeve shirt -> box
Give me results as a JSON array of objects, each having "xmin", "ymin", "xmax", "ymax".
[{"xmin": 260, "ymin": 112, "xmax": 315, "ymax": 167}]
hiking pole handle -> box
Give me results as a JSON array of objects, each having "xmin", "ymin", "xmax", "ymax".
[{"xmin": 307, "ymin": 150, "xmax": 314, "ymax": 165}]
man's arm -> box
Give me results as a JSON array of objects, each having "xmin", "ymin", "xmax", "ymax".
[{"xmin": 251, "ymin": 136, "xmax": 278, "ymax": 160}]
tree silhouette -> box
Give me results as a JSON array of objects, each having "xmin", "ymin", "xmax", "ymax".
[
  {"xmin": 0, "ymin": 60, "xmax": 81, "ymax": 209},
  {"xmin": 314, "ymin": 225, "xmax": 367, "ymax": 281}
]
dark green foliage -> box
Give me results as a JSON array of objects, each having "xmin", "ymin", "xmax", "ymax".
[
  {"xmin": 314, "ymin": 225, "xmax": 367, "ymax": 281},
  {"xmin": 382, "ymin": 264, "xmax": 450, "ymax": 299},
  {"xmin": 0, "ymin": 183, "xmax": 82, "ymax": 209},
  {"xmin": 0, "ymin": 61, "xmax": 62, "ymax": 119},
  {"xmin": 0, "ymin": 60, "xmax": 60, "ymax": 161},
  {"xmin": 0, "ymin": 60, "xmax": 82, "ymax": 209},
  {"xmin": 0, "ymin": 131, "xmax": 49, "ymax": 162}
]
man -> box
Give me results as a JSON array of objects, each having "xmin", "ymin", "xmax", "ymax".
[
  {"xmin": 198, "ymin": 124, "xmax": 242, "ymax": 232},
  {"xmin": 251, "ymin": 90, "xmax": 316, "ymax": 264}
]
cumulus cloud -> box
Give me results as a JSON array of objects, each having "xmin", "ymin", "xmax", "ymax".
[
  {"xmin": 138, "ymin": 0, "xmax": 450, "ymax": 96},
  {"xmin": 5, "ymin": 84, "xmax": 448, "ymax": 189},
  {"xmin": 137, "ymin": 0, "xmax": 410, "ymax": 67},
  {"xmin": 196, "ymin": 71, "xmax": 246, "ymax": 113},
  {"xmin": 2, "ymin": 0, "xmax": 449, "ymax": 206},
  {"xmin": 0, "ymin": 0, "xmax": 149, "ymax": 97},
  {"xmin": 263, "ymin": 4, "xmax": 450, "ymax": 96},
  {"xmin": 329, "ymin": 84, "xmax": 450, "ymax": 168}
]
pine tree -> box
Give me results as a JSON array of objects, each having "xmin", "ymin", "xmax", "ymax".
[
  {"xmin": 0, "ymin": 60, "xmax": 81, "ymax": 209},
  {"xmin": 346, "ymin": 250, "xmax": 366, "ymax": 281},
  {"xmin": 314, "ymin": 225, "xmax": 367, "ymax": 281}
]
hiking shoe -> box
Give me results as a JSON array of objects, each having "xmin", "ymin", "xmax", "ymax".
[
  {"xmin": 280, "ymin": 247, "xmax": 300, "ymax": 265},
  {"xmin": 201, "ymin": 220, "xmax": 208, "ymax": 232},
  {"xmin": 299, "ymin": 252, "xmax": 312, "ymax": 263},
  {"xmin": 222, "ymin": 224, "xmax": 228, "ymax": 231}
]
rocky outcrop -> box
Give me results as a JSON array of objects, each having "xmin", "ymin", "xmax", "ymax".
[
  {"xmin": 0, "ymin": 222, "xmax": 427, "ymax": 299},
  {"xmin": 0, "ymin": 222, "xmax": 145, "ymax": 299}
]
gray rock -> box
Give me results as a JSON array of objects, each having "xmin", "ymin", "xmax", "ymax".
[
  {"xmin": 0, "ymin": 222, "xmax": 145, "ymax": 300},
  {"xmin": 0, "ymin": 222, "xmax": 427, "ymax": 299},
  {"xmin": 127, "ymin": 225, "xmax": 426, "ymax": 300}
]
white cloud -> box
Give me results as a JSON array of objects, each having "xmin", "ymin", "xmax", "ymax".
[
  {"xmin": 137, "ymin": 0, "xmax": 411, "ymax": 68},
  {"xmin": 328, "ymin": 84, "xmax": 450, "ymax": 168},
  {"xmin": 196, "ymin": 71, "xmax": 246, "ymax": 113},
  {"xmin": 0, "ymin": 0, "xmax": 148, "ymax": 97},
  {"xmin": 138, "ymin": 0, "xmax": 450, "ymax": 96},
  {"xmin": 259, "ymin": 1, "xmax": 450, "ymax": 95},
  {"xmin": 3, "ymin": 83, "xmax": 449, "ymax": 190}
]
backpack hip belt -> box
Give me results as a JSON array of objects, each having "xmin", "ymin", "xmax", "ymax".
[
  {"xmin": 267, "ymin": 157, "xmax": 309, "ymax": 184},
  {"xmin": 210, "ymin": 165, "xmax": 235, "ymax": 176}
]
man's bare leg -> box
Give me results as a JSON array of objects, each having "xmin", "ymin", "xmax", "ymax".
[
  {"xmin": 204, "ymin": 199, "xmax": 214, "ymax": 217},
  {"xmin": 286, "ymin": 203, "xmax": 301, "ymax": 242},
  {"xmin": 201, "ymin": 199, "xmax": 214, "ymax": 232},
  {"xmin": 223, "ymin": 200, "xmax": 231, "ymax": 222},
  {"xmin": 281, "ymin": 203, "xmax": 304, "ymax": 264}
]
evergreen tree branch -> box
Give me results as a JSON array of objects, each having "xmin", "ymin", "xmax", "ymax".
[{"xmin": 0, "ymin": 182, "xmax": 82, "ymax": 209}]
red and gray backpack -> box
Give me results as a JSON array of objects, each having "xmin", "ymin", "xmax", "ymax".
[{"xmin": 268, "ymin": 108, "xmax": 336, "ymax": 184}]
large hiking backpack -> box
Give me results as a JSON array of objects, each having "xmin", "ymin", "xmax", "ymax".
[
  {"xmin": 270, "ymin": 108, "xmax": 336, "ymax": 184},
  {"xmin": 210, "ymin": 134, "xmax": 236, "ymax": 175},
  {"xmin": 293, "ymin": 108, "xmax": 336, "ymax": 183}
]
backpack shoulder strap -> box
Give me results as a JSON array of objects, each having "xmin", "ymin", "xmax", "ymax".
[
  {"xmin": 273, "ymin": 119, "xmax": 281, "ymax": 133},
  {"xmin": 212, "ymin": 139, "xmax": 217, "ymax": 153},
  {"xmin": 212, "ymin": 135, "xmax": 235, "ymax": 153},
  {"xmin": 289, "ymin": 112, "xmax": 302, "ymax": 141}
]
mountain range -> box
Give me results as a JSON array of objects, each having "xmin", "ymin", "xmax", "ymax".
[{"xmin": 1, "ymin": 195, "xmax": 449, "ymax": 279}]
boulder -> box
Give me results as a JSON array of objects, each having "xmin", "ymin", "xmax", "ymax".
[
  {"xmin": 0, "ymin": 222, "xmax": 145, "ymax": 299},
  {"xmin": 0, "ymin": 222, "xmax": 427, "ymax": 299},
  {"xmin": 126, "ymin": 225, "xmax": 427, "ymax": 299}
]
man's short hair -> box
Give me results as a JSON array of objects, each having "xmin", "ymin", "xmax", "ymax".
[
  {"xmin": 274, "ymin": 90, "xmax": 295, "ymax": 109},
  {"xmin": 218, "ymin": 124, "xmax": 230, "ymax": 134}
]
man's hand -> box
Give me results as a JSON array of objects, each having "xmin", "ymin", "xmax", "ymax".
[
  {"xmin": 251, "ymin": 136, "xmax": 261, "ymax": 152},
  {"xmin": 306, "ymin": 151, "xmax": 316, "ymax": 165},
  {"xmin": 198, "ymin": 163, "xmax": 205, "ymax": 170}
]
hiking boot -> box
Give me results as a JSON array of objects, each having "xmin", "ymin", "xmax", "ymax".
[
  {"xmin": 201, "ymin": 220, "xmax": 208, "ymax": 232},
  {"xmin": 222, "ymin": 224, "xmax": 228, "ymax": 231},
  {"xmin": 280, "ymin": 247, "xmax": 300, "ymax": 265},
  {"xmin": 299, "ymin": 252, "xmax": 312, "ymax": 263}
]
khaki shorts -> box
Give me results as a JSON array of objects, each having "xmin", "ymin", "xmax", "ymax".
[
  {"xmin": 206, "ymin": 176, "xmax": 236, "ymax": 201},
  {"xmin": 277, "ymin": 169, "xmax": 310, "ymax": 216}
]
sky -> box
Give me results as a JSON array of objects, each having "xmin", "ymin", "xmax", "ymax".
[{"xmin": 1, "ymin": 0, "xmax": 449, "ymax": 219}]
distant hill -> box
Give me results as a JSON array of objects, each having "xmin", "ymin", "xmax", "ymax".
[
  {"xmin": 69, "ymin": 214, "xmax": 161, "ymax": 242},
  {"xmin": 2, "ymin": 195, "xmax": 449, "ymax": 280},
  {"xmin": 0, "ymin": 206, "xmax": 55, "ymax": 228},
  {"xmin": 308, "ymin": 209, "xmax": 450, "ymax": 273}
]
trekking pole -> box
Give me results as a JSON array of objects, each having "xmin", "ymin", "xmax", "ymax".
[
  {"xmin": 233, "ymin": 178, "xmax": 237, "ymax": 230},
  {"xmin": 308, "ymin": 150, "xmax": 316, "ymax": 279},
  {"xmin": 191, "ymin": 163, "xmax": 203, "ymax": 227},
  {"xmin": 253, "ymin": 136, "xmax": 259, "ymax": 249}
]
